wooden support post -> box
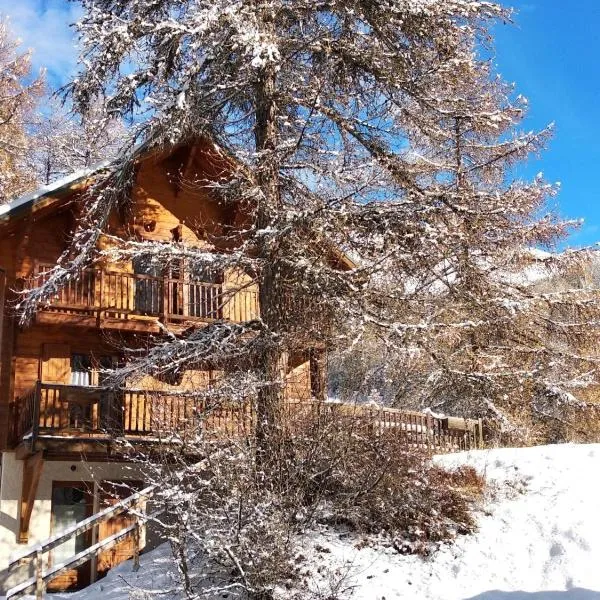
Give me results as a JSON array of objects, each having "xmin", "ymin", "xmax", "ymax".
[
  {"xmin": 18, "ymin": 451, "xmax": 44, "ymax": 544},
  {"xmin": 31, "ymin": 381, "xmax": 41, "ymax": 451},
  {"xmin": 98, "ymin": 269, "xmax": 105, "ymax": 326},
  {"xmin": 90, "ymin": 482, "xmax": 100, "ymax": 585},
  {"xmin": 426, "ymin": 415, "xmax": 433, "ymax": 450},
  {"xmin": 309, "ymin": 348, "xmax": 326, "ymax": 401},
  {"xmin": 162, "ymin": 273, "xmax": 169, "ymax": 323},
  {"xmin": 132, "ymin": 520, "xmax": 140, "ymax": 572},
  {"xmin": 35, "ymin": 548, "xmax": 43, "ymax": 600}
]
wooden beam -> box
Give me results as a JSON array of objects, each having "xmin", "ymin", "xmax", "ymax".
[
  {"xmin": 18, "ymin": 451, "xmax": 44, "ymax": 543},
  {"xmin": 176, "ymin": 145, "xmax": 199, "ymax": 197}
]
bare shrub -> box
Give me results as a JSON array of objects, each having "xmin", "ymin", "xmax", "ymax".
[
  {"xmin": 273, "ymin": 407, "xmax": 485, "ymax": 556},
  {"xmin": 140, "ymin": 403, "xmax": 485, "ymax": 598},
  {"xmin": 143, "ymin": 442, "xmax": 301, "ymax": 600}
]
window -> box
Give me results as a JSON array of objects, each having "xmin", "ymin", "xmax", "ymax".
[
  {"xmin": 70, "ymin": 354, "xmax": 116, "ymax": 387},
  {"xmin": 96, "ymin": 356, "xmax": 116, "ymax": 387},
  {"xmin": 189, "ymin": 263, "xmax": 223, "ymax": 285},
  {"xmin": 70, "ymin": 354, "xmax": 92, "ymax": 387},
  {"xmin": 68, "ymin": 355, "xmax": 117, "ymax": 429}
]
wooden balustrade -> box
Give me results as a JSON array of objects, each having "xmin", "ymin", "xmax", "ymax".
[
  {"xmin": 14, "ymin": 382, "xmax": 482, "ymax": 452},
  {"xmin": 33, "ymin": 263, "xmax": 258, "ymax": 326},
  {"xmin": 14, "ymin": 383, "xmax": 257, "ymax": 446},
  {"xmin": 14, "ymin": 383, "xmax": 37, "ymax": 443},
  {"xmin": 281, "ymin": 402, "xmax": 482, "ymax": 452},
  {"xmin": 6, "ymin": 486, "xmax": 158, "ymax": 600}
]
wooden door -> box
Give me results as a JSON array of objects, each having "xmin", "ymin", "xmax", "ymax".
[
  {"xmin": 96, "ymin": 481, "xmax": 143, "ymax": 578},
  {"xmin": 40, "ymin": 344, "xmax": 71, "ymax": 429},
  {"xmin": 40, "ymin": 344, "xmax": 71, "ymax": 383},
  {"xmin": 47, "ymin": 482, "xmax": 94, "ymax": 592}
]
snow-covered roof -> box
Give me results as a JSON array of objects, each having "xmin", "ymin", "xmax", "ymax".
[
  {"xmin": 0, "ymin": 159, "xmax": 112, "ymax": 222},
  {"xmin": 523, "ymin": 247, "xmax": 554, "ymax": 261},
  {"xmin": 0, "ymin": 137, "xmax": 201, "ymax": 223}
]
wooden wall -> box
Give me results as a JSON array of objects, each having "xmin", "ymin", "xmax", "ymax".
[
  {"xmin": 0, "ymin": 142, "xmax": 264, "ymax": 450},
  {"xmin": 99, "ymin": 154, "xmax": 259, "ymax": 317},
  {"xmin": 107, "ymin": 154, "xmax": 229, "ymax": 248},
  {"xmin": 0, "ymin": 206, "xmax": 71, "ymax": 448}
]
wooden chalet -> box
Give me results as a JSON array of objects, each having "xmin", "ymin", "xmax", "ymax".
[
  {"xmin": 0, "ymin": 140, "xmax": 483, "ymax": 597},
  {"xmin": 0, "ymin": 139, "xmax": 329, "ymax": 593}
]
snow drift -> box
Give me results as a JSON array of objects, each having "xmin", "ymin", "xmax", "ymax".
[{"xmin": 46, "ymin": 444, "xmax": 600, "ymax": 600}]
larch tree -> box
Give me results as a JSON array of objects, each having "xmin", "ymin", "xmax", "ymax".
[
  {"xmin": 0, "ymin": 17, "xmax": 43, "ymax": 203},
  {"xmin": 328, "ymin": 58, "xmax": 600, "ymax": 443},
  {"xmin": 30, "ymin": 97, "xmax": 128, "ymax": 185},
  {"xmin": 18, "ymin": 1, "xmax": 575, "ymax": 446},
  {"xmin": 19, "ymin": 0, "xmax": 533, "ymax": 452},
  {"xmin": 16, "ymin": 0, "xmax": 587, "ymax": 594}
]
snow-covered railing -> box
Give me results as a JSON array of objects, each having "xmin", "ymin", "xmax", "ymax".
[
  {"xmin": 5, "ymin": 485, "xmax": 157, "ymax": 600},
  {"xmin": 30, "ymin": 262, "xmax": 258, "ymax": 326},
  {"xmin": 282, "ymin": 401, "xmax": 483, "ymax": 453},
  {"xmin": 13, "ymin": 385, "xmax": 482, "ymax": 453}
]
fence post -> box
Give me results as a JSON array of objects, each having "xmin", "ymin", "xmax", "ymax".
[
  {"xmin": 98, "ymin": 269, "xmax": 105, "ymax": 325},
  {"xmin": 162, "ymin": 274, "xmax": 169, "ymax": 323},
  {"xmin": 31, "ymin": 381, "xmax": 41, "ymax": 451},
  {"xmin": 35, "ymin": 548, "xmax": 43, "ymax": 600},
  {"xmin": 132, "ymin": 518, "xmax": 141, "ymax": 572},
  {"xmin": 426, "ymin": 415, "xmax": 433, "ymax": 451}
]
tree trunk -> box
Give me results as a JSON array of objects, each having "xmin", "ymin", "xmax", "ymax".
[{"xmin": 254, "ymin": 61, "xmax": 286, "ymax": 462}]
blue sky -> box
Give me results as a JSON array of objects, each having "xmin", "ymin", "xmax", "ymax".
[
  {"xmin": 492, "ymin": 1, "xmax": 600, "ymax": 247},
  {"xmin": 0, "ymin": 0, "xmax": 597, "ymax": 247}
]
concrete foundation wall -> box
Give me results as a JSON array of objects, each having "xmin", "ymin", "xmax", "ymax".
[{"xmin": 0, "ymin": 451, "xmax": 148, "ymax": 586}]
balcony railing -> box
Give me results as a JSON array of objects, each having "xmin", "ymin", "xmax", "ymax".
[
  {"xmin": 31, "ymin": 263, "xmax": 259, "ymax": 325},
  {"xmin": 14, "ymin": 382, "xmax": 255, "ymax": 445},
  {"xmin": 13, "ymin": 382, "xmax": 482, "ymax": 453}
]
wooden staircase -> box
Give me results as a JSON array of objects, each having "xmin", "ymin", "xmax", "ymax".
[{"xmin": 5, "ymin": 485, "xmax": 158, "ymax": 599}]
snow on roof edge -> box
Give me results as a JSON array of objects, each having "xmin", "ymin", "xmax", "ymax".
[{"xmin": 0, "ymin": 159, "xmax": 113, "ymax": 220}]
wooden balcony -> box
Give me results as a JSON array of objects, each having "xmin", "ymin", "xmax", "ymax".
[
  {"xmin": 31, "ymin": 263, "xmax": 259, "ymax": 331},
  {"xmin": 12, "ymin": 382, "xmax": 483, "ymax": 457},
  {"xmin": 13, "ymin": 381, "xmax": 255, "ymax": 455}
]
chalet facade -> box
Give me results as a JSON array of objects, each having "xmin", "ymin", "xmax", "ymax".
[{"xmin": 0, "ymin": 141, "xmax": 325, "ymax": 593}]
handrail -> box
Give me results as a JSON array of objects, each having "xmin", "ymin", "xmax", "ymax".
[
  {"xmin": 9, "ymin": 485, "xmax": 156, "ymax": 564},
  {"xmin": 6, "ymin": 485, "xmax": 157, "ymax": 599},
  {"xmin": 13, "ymin": 382, "xmax": 483, "ymax": 451},
  {"xmin": 32, "ymin": 262, "xmax": 259, "ymax": 326}
]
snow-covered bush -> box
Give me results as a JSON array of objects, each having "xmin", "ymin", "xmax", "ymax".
[
  {"xmin": 275, "ymin": 408, "xmax": 485, "ymax": 556},
  {"xmin": 139, "ymin": 405, "xmax": 484, "ymax": 598}
]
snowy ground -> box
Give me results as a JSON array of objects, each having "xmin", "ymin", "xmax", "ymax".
[{"xmin": 47, "ymin": 444, "xmax": 600, "ymax": 600}]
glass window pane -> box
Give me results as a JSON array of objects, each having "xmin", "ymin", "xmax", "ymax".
[{"xmin": 51, "ymin": 486, "xmax": 89, "ymax": 565}]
